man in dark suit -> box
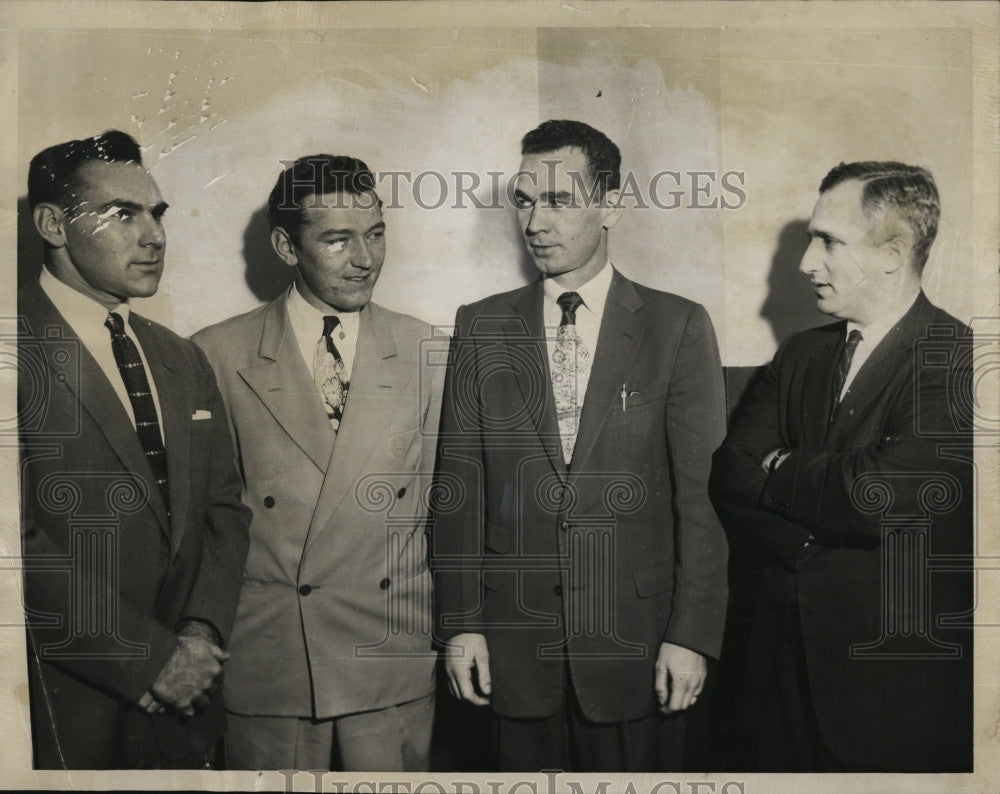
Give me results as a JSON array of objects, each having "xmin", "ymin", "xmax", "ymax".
[
  {"xmin": 19, "ymin": 130, "xmax": 250, "ymax": 768},
  {"xmin": 432, "ymin": 119, "xmax": 729, "ymax": 772},
  {"xmin": 709, "ymin": 161, "xmax": 973, "ymax": 771}
]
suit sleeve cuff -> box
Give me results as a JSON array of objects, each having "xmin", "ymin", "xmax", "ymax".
[{"xmin": 178, "ymin": 617, "xmax": 224, "ymax": 647}]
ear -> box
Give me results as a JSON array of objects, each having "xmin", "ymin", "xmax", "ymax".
[
  {"xmin": 600, "ymin": 188, "xmax": 624, "ymax": 231},
  {"xmin": 271, "ymin": 227, "xmax": 299, "ymax": 268},
  {"xmin": 33, "ymin": 203, "xmax": 67, "ymax": 248},
  {"xmin": 880, "ymin": 234, "xmax": 911, "ymax": 274}
]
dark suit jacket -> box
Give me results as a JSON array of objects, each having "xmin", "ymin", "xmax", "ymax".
[
  {"xmin": 18, "ymin": 281, "xmax": 250, "ymax": 769},
  {"xmin": 432, "ymin": 268, "xmax": 729, "ymax": 723},
  {"xmin": 709, "ymin": 291, "xmax": 973, "ymax": 771}
]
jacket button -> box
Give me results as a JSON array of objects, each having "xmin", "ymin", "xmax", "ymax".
[
  {"xmin": 380, "ymin": 577, "xmax": 391, "ymax": 590},
  {"xmin": 298, "ymin": 584, "xmax": 312, "ymax": 596},
  {"xmin": 553, "ymin": 584, "xmax": 563, "ymax": 596},
  {"xmin": 560, "ymin": 521, "xmax": 570, "ymax": 532},
  {"xmin": 263, "ymin": 496, "xmax": 275, "ymax": 508},
  {"xmin": 396, "ymin": 487, "xmax": 406, "ymax": 499}
]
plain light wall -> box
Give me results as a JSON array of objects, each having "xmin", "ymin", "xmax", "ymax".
[{"xmin": 16, "ymin": 25, "xmax": 978, "ymax": 363}]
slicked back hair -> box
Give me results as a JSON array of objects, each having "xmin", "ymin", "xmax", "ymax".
[
  {"xmin": 820, "ymin": 161, "xmax": 940, "ymax": 273},
  {"xmin": 521, "ymin": 119, "xmax": 621, "ymax": 196},
  {"xmin": 28, "ymin": 130, "xmax": 144, "ymax": 213},
  {"xmin": 267, "ymin": 155, "xmax": 380, "ymax": 245}
]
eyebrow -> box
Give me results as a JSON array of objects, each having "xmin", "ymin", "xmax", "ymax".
[
  {"xmin": 807, "ymin": 227, "xmax": 838, "ymax": 244},
  {"xmin": 97, "ymin": 199, "xmax": 170, "ymax": 216},
  {"xmin": 317, "ymin": 221, "xmax": 386, "ymax": 238},
  {"xmin": 513, "ymin": 189, "xmax": 574, "ymax": 203}
]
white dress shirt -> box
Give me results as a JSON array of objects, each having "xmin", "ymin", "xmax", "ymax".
[
  {"xmin": 286, "ymin": 283, "xmax": 361, "ymax": 380},
  {"xmin": 39, "ymin": 266, "xmax": 164, "ymax": 434},
  {"xmin": 542, "ymin": 261, "xmax": 613, "ymax": 367}
]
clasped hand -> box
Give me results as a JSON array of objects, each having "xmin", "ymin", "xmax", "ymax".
[{"xmin": 137, "ymin": 622, "xmax": 229, "ymax": 717}]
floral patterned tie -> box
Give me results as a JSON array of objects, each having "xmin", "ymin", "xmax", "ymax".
[
  {"xmin": 551, "ymin": 292, "xmax": 591, "ymax": 463},
  {"xmin": 315, "ymin": 315, "xmax": 350, "ymax": 432}
]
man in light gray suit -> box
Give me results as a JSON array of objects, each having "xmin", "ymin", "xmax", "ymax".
[{"xmin": 193, "ymin": 155, "xmax": 444, "ymax": 771}]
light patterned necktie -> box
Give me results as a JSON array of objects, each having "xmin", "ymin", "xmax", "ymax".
[
  {"xmin": 551, "ymin": 291, "xmax": 591, "ymax": 463},
  {"xmin": 314, "ymin": 315, "xmax": 350, "ymax": 431}
]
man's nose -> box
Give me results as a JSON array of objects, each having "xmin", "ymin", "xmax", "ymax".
[
  {"xmin": 140, "ymin": 215, "xmax": 165, "ymax": 248},
  {"xmin": 351, "ymin": 239, "xmax": 374, "ymax": 269},
  {"xmin": 524, "ymin": 203, "xmax": 547, "ymax": 235},
  {"xmin": 799, "ymin": 238, "xmax": 820, "ymax": 275}
]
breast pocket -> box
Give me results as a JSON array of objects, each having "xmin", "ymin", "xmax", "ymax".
[
  {"xmin": 188, "ymin": 418, "xmax": 215, "ymax": 479},
  {"xmin": 189, "ymin": 417, "xmax": 215, "ymax": 435},
  {"xmin": 604, "ymin": 390, "xmax": 666, "ymax": 448}
]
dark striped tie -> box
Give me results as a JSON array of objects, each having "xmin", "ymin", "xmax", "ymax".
[
  {"xmin": 104, "ymin": 312, "xmax": 170, "ymax": 513},
  {"xmin": 830, "ymin": 328, "xmax": 863, "ymax": 421}
]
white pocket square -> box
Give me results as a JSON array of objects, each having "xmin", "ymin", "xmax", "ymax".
[{"xmin": 192, "ymin": 409, "xmax": 212, "ymax": 420}]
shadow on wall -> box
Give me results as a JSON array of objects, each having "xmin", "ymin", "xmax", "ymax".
[
  {"xmin": 18, "ymin": 196, "xmax": 45, "ymax": 288},
  {"xmin": 243, "ymin": 204, "xmax": 294, "ymax": 303},
  {"xmin": 470, "ymin": 177, "xmax": 536, "ymax": 287},
  {"xmin": 759, "ymin": 219, "xmax": 827, "ymax": 345}
]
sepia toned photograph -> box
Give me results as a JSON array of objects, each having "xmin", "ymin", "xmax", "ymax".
[{"xmin": 0, "ymin": 2, "xmax": 997, "ymax": 792}]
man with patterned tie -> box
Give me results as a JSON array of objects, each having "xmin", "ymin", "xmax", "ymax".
[
  {"xmin": 432, "ymin": 120, "xmax": 729, "ymax": 771},
  {"xmin": 18, "ymin": 130, "xmax": 250, "ymax": 768},
  {"xmin": 709, "ymin": 162, "xmax": 973, "ymax": 771},
  {"xmin": 193, "ymin": 155, "xmax": 445, "ymax": 771}
]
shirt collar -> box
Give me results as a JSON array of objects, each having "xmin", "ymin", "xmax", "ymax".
[
  {"xmin": 847, "ymin": 293, "xmax": 919, "ymax": 350},
  {"xmin": 39, "ymin": 265, "xmax": 129, "ymax": 326},
  {"xmin": 286, "ymin": 282, "xmax": 361, "ymax": 340},
  {"xmin": 542, "ymin": 261, "xmax": 613, "ymax": 318}
]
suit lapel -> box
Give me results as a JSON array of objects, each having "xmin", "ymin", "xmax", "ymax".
[
  {"xmin": 237, "ymin": 296, "xmax": 336, "ymax": 473},
  {"xmin": 569, "ymin": 270, "xmax": 645, "ymax": 476},
  {"xmin": 509, "ymin": 283, "xmax": 567, "ymax": 480},
  {"xmin": 829, "ymin": 293, "xmax": 929, "ymax": 440},
  {"xmin": 799, "ymin": 325, "xmax": 843, "ymax": 446},
  {"xmin": 305, "ymin": 303, "xmax": 411, "ymax": 551},
  {"xmin": 132, "ymin": 317, "xmax": 190, "ymax": 550},
  {"xmin": 21, "ymin": 284, "xmax": 170, "ymax": 535}
]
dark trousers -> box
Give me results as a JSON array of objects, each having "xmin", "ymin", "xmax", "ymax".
[
  {"xmin": 29, "ymin": 650, "xmax": 220, "ymax": 770},
  {"xmin": 492, "ymin": 663, "xmax": 685, "ymax": 772},
  {"xmin": 756, "ymin": 601, "xmax": 850, "ymax": 773}
]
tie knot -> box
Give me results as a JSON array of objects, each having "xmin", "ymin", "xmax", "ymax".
[
  {"xmin": 846, "ymin": 329, "xmax": 863, "ymax": 348},
  {"xmin": 322, "ymin": 315, "xmax": 341, "ymax": 338},
  {"xmin": 104, "ymin": 312, "xmax": 125, "ymax": 336},
  {"xmin": 557, "ymin": 292, "xmax": 583, "ymax": 326}
]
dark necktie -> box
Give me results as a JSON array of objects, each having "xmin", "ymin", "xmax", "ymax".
[
  {"xmin": 104, "ymin": 312, "xmax": 170, "ymax": 512},
  {"xmin": 557, "ymin": 291, "xmax": 583, "ymax": 327},
  {"xmin": 830, "ymin": 328, "xmax": 863, "ymax": 420},
  {"xmin": 315, "ymin": 315, "xmax": 350, "ymax": 431},
  {"xmin": 552, "ymin": 292, "xmax": 591, "ymax": 463}
]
